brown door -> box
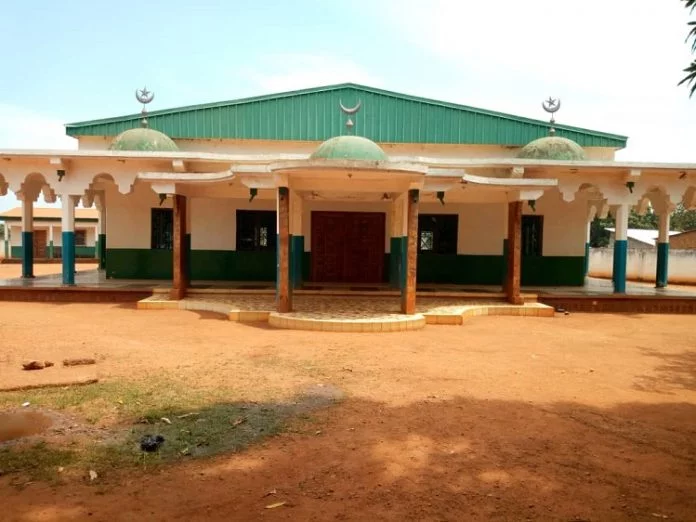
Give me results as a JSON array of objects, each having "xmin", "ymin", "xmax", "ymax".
[
  {"xmin": 33, "ymin": 230, "xmax": 47, "ymax": 259},
  {"xmin": 311, "ymin": 211, "xmax": 385, "ymax": 283}
]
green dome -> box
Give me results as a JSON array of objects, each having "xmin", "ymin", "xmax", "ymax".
[
  {"xmin": 110, "ymin": 127, "xmax": 179, "ymax": 152},
  {"xmin": 517, "ymin": 136, "xmax": 586, "ymax": 161},
  {"xmin": 310, "ymin": 136, "xmax": 388, "ymax": 162}
]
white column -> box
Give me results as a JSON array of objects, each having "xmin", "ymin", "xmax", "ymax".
[
  {"xmin": 3, "ymin": 221, "xmax": 8, "ymax": 259},
  {"xmin": 20, "ymin": 194, "xmax": 34, "ymax": 277},
  {"xmin": 61, "ymin": 195, "xmax": 78, "ymax": 285},
  {"xmin": 658, "ymin": 213, "xmax": 670, "ymax": 244},
  {"xmin": 21, "ymin": 197, "xmax": 33, "ymax": 233},
  {"xmin": 656, "ymin": 211, "xmax": 670, "ymax": 288},
  {"xmin": 612, "ymin": 203, "xmax": 629, "ymax": 293}
]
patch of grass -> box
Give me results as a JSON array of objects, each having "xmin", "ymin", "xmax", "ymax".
[{"xmin": 0, "ymin": 442, "xmax": 76, "ymax": 481}]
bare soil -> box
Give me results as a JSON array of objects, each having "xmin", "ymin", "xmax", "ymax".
[{"xmin": 1, "ymin": 302, "xmax": 695, "ymax": 521}]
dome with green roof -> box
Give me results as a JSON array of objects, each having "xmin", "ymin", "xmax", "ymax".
[
  {"xmin": 517, "ymin": 135, "xmax": 586, "ymax": 161},
  {"xmin": 310, "ymin": 135, "xmax": 388, "ymax": 162},
  {"xmin": 109, "ymin": 127, "xmax": 179, "ymax": 152}
]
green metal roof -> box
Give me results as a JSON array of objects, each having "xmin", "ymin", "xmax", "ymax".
[{"xmin": 66, "ymin": 83, "xmax": 628, "ymax": 149}]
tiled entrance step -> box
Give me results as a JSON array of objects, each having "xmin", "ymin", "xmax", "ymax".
[{"xmin": 137, "ymin": 295, "xmax": 554, "ymax": 332}]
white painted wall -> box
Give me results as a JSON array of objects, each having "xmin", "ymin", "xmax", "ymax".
[
  {"xmin": 527, "ymin": 190, "xmax": 587, "ymax": 257},
  {"xmin": 104, "ymin": 188, "xmax": 587, "ymax": 258},
  {"xmin": 106, "ymin": 182, "xmax": 171, "ymax": 248},
  {"xmin": 589, "ymin": 247, "xmax": 696, "ymax": 285},
  {"xmin": 191, "ymin": 197, "xmax": 276, "ymax": 250}
]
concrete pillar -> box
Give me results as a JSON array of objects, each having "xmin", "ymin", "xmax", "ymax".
[
  {"xmin": 277, "ymin": 187, "xmax": 291, "ymax": 312},
  {"xmin": 21, "ymin": 196, "xmax": 34, "ymax": 278},
  {"xmin": 401, "ymin": 189, "xmax": 419, "ymax": 314},
  {"xmin": 584, "ymin": 221, "xmax": 591, "ymax": 277},
  {"xmin": 501, "ymin": 202, "xmax": 509, "ymax": 286},
  {"xmin": 61, "ymin": 195, "xmax": 79, "ymax": 285},
  {"xmin": 185, "ymin": 196, "xmax": 192, "ymax": 283},
  {"xmin": 289, "ymin": 190, "xmax": 304, "ymax": 289},
  {"xmin": 170, "ymin": 195, "xmax": 188, "ymax": 300},
  {"xmin": 48, "ymin": 225, "xmax": 54, "ymax": 259},
  {"xmin": 612, "ymin": 204, "xmax": 629, "ymax": 294},
  {"xmin": 656, "ymin": 212, "xmax": 670, "ymax": 288},
  {"xmin": 97, "ymin": 200, "xmax": 106, "ymax": 270},
  {"xmin": 3, "ymin": 222, "xmax": 9, "ymax": 259},
  {"xmin": 390, "ymin": 193, "xmax": 408, "ymax": 290},
  {"xmin": 505, "ymin": 201, "xmax": 524, "ymax": 304}
]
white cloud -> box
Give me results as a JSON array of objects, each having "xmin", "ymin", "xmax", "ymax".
[
  {"xmin": 244, "ymin": 54, "xmax": 382, "ymax": 93},
  {"xmin": 0, "ymin": 105, "xmax": 76, "ymax": 211},
  {"xmin": 0, "ymin": 104, "xmax": 77, "ymax": 150}
]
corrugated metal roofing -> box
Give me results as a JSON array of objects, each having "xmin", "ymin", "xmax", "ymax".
[
  {"xmin": 66, "ymin": 83, "xmax": 628, "ymax": 148},
  {"xmin": 605, "ymin": 228, "xmax": 680, "ymax": 246}
]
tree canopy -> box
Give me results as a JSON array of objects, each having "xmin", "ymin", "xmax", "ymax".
[{"xmin": 679, "ymin": 0, "xmax": 696, "ymax": 96}]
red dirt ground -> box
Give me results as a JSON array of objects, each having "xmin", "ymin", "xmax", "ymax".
[
  {"xmin": 1, "ymin": 303, "xmax": 695, "ymax": 521},
  {"xmin": 0, "ymin": 263, "xmax": 98, "ymax": 280}
]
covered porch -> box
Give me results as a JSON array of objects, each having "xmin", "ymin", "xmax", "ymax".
[{"xmin": 1, "ymin": 148, "xmax": 696, "ymax": 319}]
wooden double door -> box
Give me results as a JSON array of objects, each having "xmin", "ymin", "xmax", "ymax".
[
  {"xmin": 33, "ymin": 230, "xmax": 47, "ymax": 258},
  {"xmin": 311, "ymin": 211, "xmax": 385, "ymax": 284}
]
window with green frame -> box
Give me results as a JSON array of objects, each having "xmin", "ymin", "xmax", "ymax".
[
  {"xmin": 151, "ymin": 208, "xmax": 173, "ymax": 250},
  {"xmin": 522, "ymin": 215, "xmax": 543, "ymax": 256},
  {"xmin": 236, "ymin": 210, "xmax": 277, "ymax": 252},
  {"xmin": 418, "ymin": 214, "xmax": 458, "ymax": 254}
]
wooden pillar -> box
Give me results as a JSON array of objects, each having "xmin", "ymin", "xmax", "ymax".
[
  {"xmin": 505, "ymin": 200, "xmax": 524, "ymax": 305},
  {"xmin": 170, "ymin": 194, "xmax": 187, "ymax": 300},
  {"xmin": 277, "ymin": 187, "xmax": 292, "ymax": 312},
  {"xmin": 401, "ymin": 189, "xmax": 419, "ymax": 314}
]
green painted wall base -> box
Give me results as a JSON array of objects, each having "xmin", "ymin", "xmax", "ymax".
[
  {"xmin": 21, "ymin": 231, "xmax": 33, "ymax": 278},
  {"xmin": 290, "ymin": 236, "xmax": 304, "ymax": 289},
  {"xmin": 389, "ymin": 237, "xmax": 406, "ymax": 289},
  {"xmin": 612, "ymin": 240, "xmax": 628, "ymax": 293},
  {"xmin": 417, "ymin": 254, "xmax": 585, "ymax": 286},
  {"xmin": 501, "ymin": 239, "xmax": 508, "ymax": 283},
  {"xmin": 106, "ymin": 248, "xmax": 277, "ymax": 280},
  {"xmin": 99, "ymin": 234, "xmax": 107, "ymax": 269},
  {"xmin": 62, "ymin": 232, "xmax": 75, "ymax": 285},
  {"xmin": 103, "ymin": 248, "xmax": 585, "ymax": 287},
  {"xmin": 656, "ymin": 242, "xmax": 669, "ymax": 288}
]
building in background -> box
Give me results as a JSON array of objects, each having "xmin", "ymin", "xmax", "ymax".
[
  {"xmin": 0, "ymin": 207, "xmax": 98, "ymax": 260},
  {"xmin": 669, "ymin": 229, "xmax": 696, "ymax": 249},
  {"xmin": 604, "ymin": 228, "xmax": 680, "ymax": 250}
]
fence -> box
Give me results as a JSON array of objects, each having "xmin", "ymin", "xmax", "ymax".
[{"xmin": 589, "ymin": 247, "xmax": 696, "ymax": 285}]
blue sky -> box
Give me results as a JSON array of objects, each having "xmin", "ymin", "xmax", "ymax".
[{"xmin": 1, "ymin": 0, "xmax": 695, "ymax": 211}]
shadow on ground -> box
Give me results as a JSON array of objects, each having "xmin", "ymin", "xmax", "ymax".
[
  {"xmin": 635, "ymin": 348, "xmax": 696, "ymax": 393},
  {"xmin": 2, "ymin": 395, "xmax": 695, "ymax": 522}
]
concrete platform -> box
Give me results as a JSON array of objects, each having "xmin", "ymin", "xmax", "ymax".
[{"xmin": 137, "ymin": 293, "xmax": 554, "ymax": 332}]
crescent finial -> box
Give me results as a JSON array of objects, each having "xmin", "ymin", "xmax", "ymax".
[
  {"xmin": 339, "ymin": 99, "xmax": 362, "ymax": 115},
  {"xmin": 136, "ymin": 87, "xmax": 155, "ymax": 105},
  {"xmin": 542, "ymin": 97, "xmax": 560, "ymax": 114}
]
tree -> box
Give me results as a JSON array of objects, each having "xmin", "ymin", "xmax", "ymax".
[
  {"xmin": 679, "ymin": 0, "xmax": 696, "ymax": 96},
  {"xmin": 671, "ymin": 203, "xmax": 696, "ymax": 230},
  {"xmin": 589, "ymin": 208, "xmax": 659, "ymax": 247}
]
